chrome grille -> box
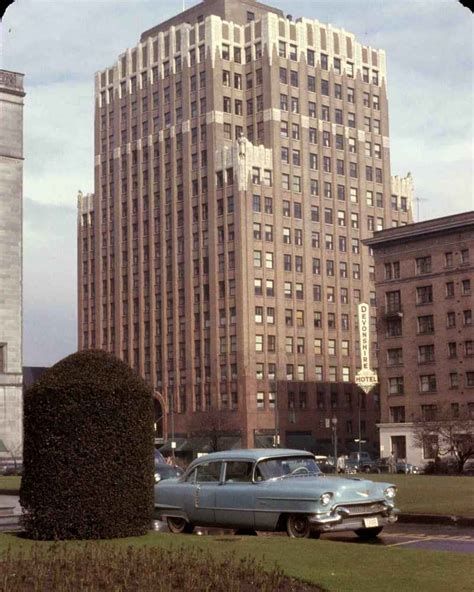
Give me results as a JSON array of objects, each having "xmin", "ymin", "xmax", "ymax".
[{"xmin": 338, "ymin": 502, "xmax": 386, "ymax": 516}]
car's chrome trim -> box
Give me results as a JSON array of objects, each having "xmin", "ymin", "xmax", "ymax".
[{"xmin": 256, "ymin": 496, "xmax": 317, "ymax": 503}]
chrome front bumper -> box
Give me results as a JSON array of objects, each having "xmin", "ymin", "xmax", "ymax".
[{"xmin": 309, "ymin": 503, "xmax": 400, "ymax": 531}]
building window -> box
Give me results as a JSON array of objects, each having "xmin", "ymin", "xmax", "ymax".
[
  {"xmin": 448, "ymin": 342, "xmax": 457, "ymax": 358},
  {"xmin": 257, "ymin": 391, "xmax": 265, "ymax": 409},
  {"xmin": 416, "ymin": 285, "xmax": 433, "ymax": 305},
  {"xmin": 387, "ymin": 348, "xmax": 403, "ymax": 366},
  {"xmin": 467, "ymin": 372, "xmax": 474, "ymax": 387},
  {"xmin": 419, "ymin": 374, "xmax": 437, "ymax": 393},
  {"xmin": 462, "ymin": 279, "xmax": 471, "ymax": 295},
  {"xmin": 449, "ymin": 372, "xmax": 459, "ymax": 389},
  {"xmin": 387, "ymin": 318, "xmax": 402, "ymax": 337},
  {"xmin": 446, "ymin": 312, "xmax": 456, "ymax": 328},
  {"xmin": 388, "ymin": 377, "xmax": 404, "ymax": 395},
  {"xmin": 390, "ymin": 406, "xmax": 405, "ymax": 423},
  {"xmin": 255, "ymin": 335, "xmax": 263, "ymax": 352},
  {"xmin": 422, "ymin": 434, "xmax": 438, "ymax": 459},
  {"xmin": 418, "ymin": 344, "xmax": 435, "ymax": 364},
  {"xmin": 417, "ymin": 315, "xmax": 434, "ymax": 335},
  {"xmin": 464, "ymin": 310, "xmax": 473, "ymax": 326},
  {"xmin": 416, "ymin": 256, "xmax": 432, "ymax": 274},
  {"xmin": 446, "ymin": 282, "xmax": 455, "ymax": 298},
  {"xmin": 445, "ymin": 252, "xmax": 453, "ymax": 267},
  {"xmin": 461, "ymin": 249, "xmax": 470, "ymax": 264}
]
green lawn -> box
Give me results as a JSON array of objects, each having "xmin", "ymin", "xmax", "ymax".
[
  {"xmin": 0, "ymin": 532, "xmax": 472, "ymax": 592},
  {"xmin": 365, "ymin": 474, "xmax": 474, "ymax": 517},
  {"xmin": 0, "ymin": 476, "xmax": 21, "ymax": 494},
  {"xmin": 1, "ymin": 474, "xmax": 473, "ymax": 516}
]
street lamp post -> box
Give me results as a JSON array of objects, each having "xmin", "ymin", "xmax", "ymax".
[
  {"xmin": 358, "ymin": 389, "xmax": 362, "ymax": 461},
  {"xmin": 169, "ymin": 387, "xmax": 175, "ymax": 461},
  {"xmin": 332, "ymin": 417, "xmax": 338, "ymax": 463},
  {"xmin": 274, "ymin": 390, "xmax": 280, "ymax": 448}
]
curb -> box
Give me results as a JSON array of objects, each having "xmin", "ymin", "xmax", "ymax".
[
  {"xmin": 399, "ymin": 513, "xmax": 474, "ymax": 527},
  {"xmin": 0, "ymin": 490, "xmax": 19, "ymax": 496}
]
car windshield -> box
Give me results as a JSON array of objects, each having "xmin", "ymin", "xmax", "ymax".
[{"xmin": 256, "ymin": 456, "xmax": 321, "ymax": 480}]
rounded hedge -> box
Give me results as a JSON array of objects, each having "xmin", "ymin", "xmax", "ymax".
[{"xmin": 20, "ymin": 349, "xmax": 155, "ymax": 540}]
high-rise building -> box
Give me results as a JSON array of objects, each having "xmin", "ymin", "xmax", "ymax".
[
  {"xmin": 0, "ymin": 69, "xmax": 25, "ymax": 456},
  {"xmin": 365, "ymin": 212, "xmax": 474, "ymax": 467},
  {"xmin": 78, "ymin": 0, "xmax": 412, "ymax": 452}
]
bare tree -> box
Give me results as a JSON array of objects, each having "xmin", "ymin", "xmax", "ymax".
[
  {"xmin": 412, "ymin": 405, "xmax": 474, "ymax": 473},
  {"xmin": 187, "ymin": 409, "xmax": 239, "ymax": 453}
]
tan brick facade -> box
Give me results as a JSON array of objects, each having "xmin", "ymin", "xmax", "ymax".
[{"xmin": 78, "ymin": 0, "xmax": 411, "ymax": 453}]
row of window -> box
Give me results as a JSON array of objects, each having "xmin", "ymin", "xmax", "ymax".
[
  {"xmin": 281, "ymin": 137, "xmax": 383, "ymax": 159},
  {"xmin": 253, "ymin": 311, "xmax": 358, "ymax": 339},
  {"xmin": 386, "ymin": 280, "xmax": 471, "ymax": 312},
  {"xmin": 389, "ymin": 404, "xmax": 474, "ymax": 425},
  {"xmin": 386, "ymin": 251, "xmax": 471, "ymax": 280},
  {"xmin": 387, "ymin": 341, "xmax": 473, "ymax": 366},
  {"xmin": 388, "ymin": 371, "xmax": 474, "ymax": 394},
  {"xmin": 386, "ymin": 310, "xmax": 472, "ymax": 337}
]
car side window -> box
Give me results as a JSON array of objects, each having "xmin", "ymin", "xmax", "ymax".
[
  {"xmin": 225, "ymin": 461, "xmax": 254, "ymax": 483},
  {"xmin": 195, "ymin": 461, "xmax": 222, "ymax": 483},
  {"xmin": 185, "ymin": 469, "xmax": 196, "ymax": 483}
]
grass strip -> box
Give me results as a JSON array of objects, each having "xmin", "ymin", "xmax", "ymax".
[
  {"xmin": 0, "ymin": 531, "xmax": 472, "ymax": 592},
  {"xmin": 365, "ymin": 474, "xmax": 474, "ymax": 517}
]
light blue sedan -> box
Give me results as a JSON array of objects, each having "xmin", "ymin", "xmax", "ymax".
[{"xmin": 154, "ymin": 449, "xmax": 399, "ymax": 539}]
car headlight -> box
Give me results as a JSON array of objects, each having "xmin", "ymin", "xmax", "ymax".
[
  {"xmin": 154, "ymin": 473, "xmax": 161, "ymax": 483},
  {"xmin": 384, "ymin": 486, "xmax": 397, "ymax": 499},
  {"xmin": 320, "ymin": 492, "xmax": 333, "ymax": 506}
]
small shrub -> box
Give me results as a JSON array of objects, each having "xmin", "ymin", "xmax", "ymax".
[
  {"xmin": 0, "ymin": 545, "xmax": 324, "ymax": 591},
  {"xmin": 20, "ymin": 350, "xmax": 154, "ymax": 540}
]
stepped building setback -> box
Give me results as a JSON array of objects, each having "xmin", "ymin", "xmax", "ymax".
[{"xmin": 78, "ymin": 0, "xmax": 412, "ymax": 453}]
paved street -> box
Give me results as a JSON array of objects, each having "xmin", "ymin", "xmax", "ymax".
[{"xmin": 152, "ymin": 521, "xmax": 474, "ymax": 554}]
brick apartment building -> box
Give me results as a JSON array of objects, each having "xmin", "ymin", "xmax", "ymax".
[
  {"xmin": 365, "ymin": 212, "xmax": 474, "ymax": 466},
  {"xmin": 77, "ymin": 0, "xmax": 412, "ymax": 454}
]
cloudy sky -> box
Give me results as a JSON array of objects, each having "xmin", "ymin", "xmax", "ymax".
[{"xmin": 2, "ymin": 0, "xmax": 473, "ymax": 366}]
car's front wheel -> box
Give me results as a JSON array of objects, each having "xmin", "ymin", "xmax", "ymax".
[
  {"xmin": 354, "ymin": 526, "xmax": 383, "ymax": 540},
  {"xmin": 166, "ymin": 517, "xmax": 194, "ymax": 534},
  {"xmin": 286, "ymin": 514, "xmax": 318, "ymax": 538}
]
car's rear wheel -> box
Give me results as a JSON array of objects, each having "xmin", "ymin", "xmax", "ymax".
[
  {"xmin": 166, "ymin": 517, "xmax": 194, "ymax": 534},
  {"xmin": 286, "ymin": 514, "xmax": 313, "ymax": 538},
  {"xmin": 354, "ymin": 526, "xmax": 383, "ymax": 540}
]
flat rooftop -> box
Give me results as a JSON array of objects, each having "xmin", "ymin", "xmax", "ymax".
[{"xmin": 364, "ymin": 211, "xmax": 474, "ymax": 248}]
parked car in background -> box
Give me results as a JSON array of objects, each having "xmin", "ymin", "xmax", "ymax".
[
  {"xmin": 155, "ymin": 449, "xmax": 399, "ymax": 539},
  {"xmin": 0, "ymin": 460, "xmax": 22, "ymax": 476},
  {"xmin": 314, "ymin": 455, "xmax": 336, "ymax": 474},
  {"xmin": 154, "ymin": 463, "xmax": 184, "ymax": 483},
  {"xmin": 154, "ymin": 450, "xmax": 166, "ymax": 464},
  {"xmin": 376, "ymin": 457, "xmax": 420, "ymax": 474},
  {"xmin": 346, "ymin": 452, "xmax": 378, "ymax": 473}
]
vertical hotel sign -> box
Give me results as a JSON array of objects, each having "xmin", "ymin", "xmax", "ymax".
[{"xmin": 355, "ymin": 303, "xmax": 378, "ymax": 394}]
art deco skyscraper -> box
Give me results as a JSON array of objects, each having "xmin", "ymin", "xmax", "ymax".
[
  {"xmin": 0, "ymin": 69, "xmax": 25, "ymax": 454},
  {"xmin": 78, "ymin": 0, "xmax": 412, "ymax": 452}
]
